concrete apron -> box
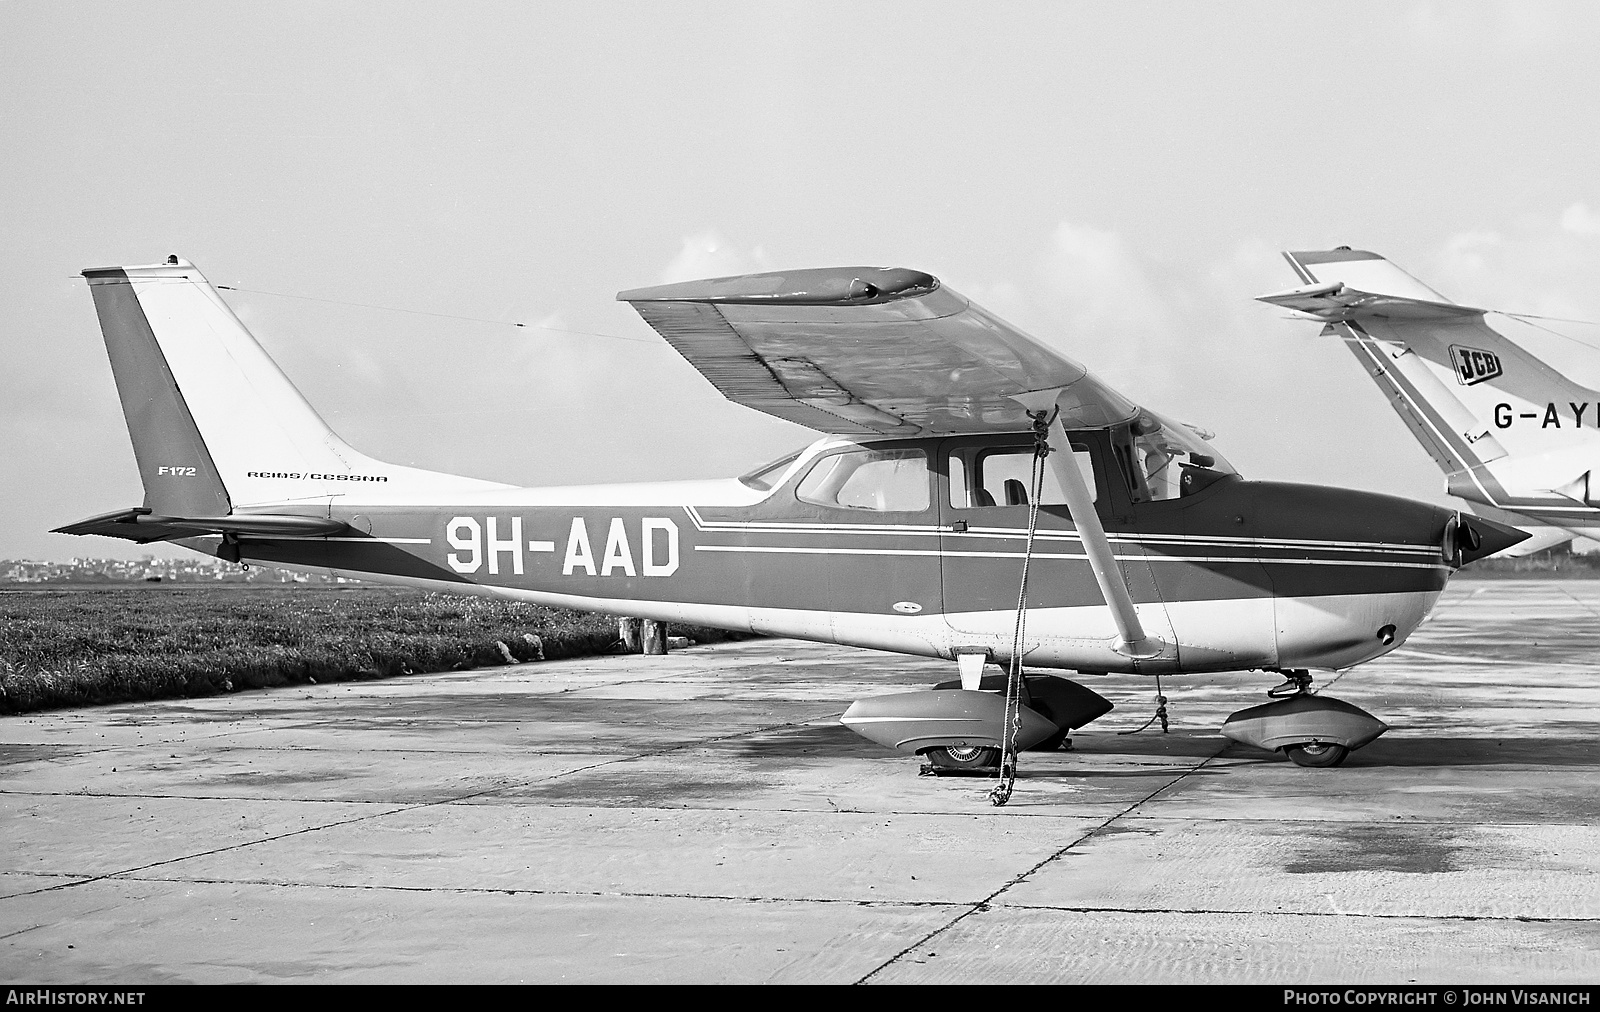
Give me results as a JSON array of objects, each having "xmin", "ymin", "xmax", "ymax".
[{"xmin": 2, "ymin": 578, "xmax": 1599, "ymax": 983}]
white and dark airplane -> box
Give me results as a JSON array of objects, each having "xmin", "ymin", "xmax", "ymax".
[
  {"xmin": 1259, "ymin": 248, "xmax": 1600, "ymax": 557},
  {"xmin": 57, "ymin": 256, "xmax": 1523, "ymax": 780}
]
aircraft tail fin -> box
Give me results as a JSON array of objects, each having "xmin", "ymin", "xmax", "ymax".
[
  {"xmin": 84, "ymin": 260, "xmax": 237, "ymax": 518},
  {"xmin": 1259, "ymin": 248, "xmax": 1600, "ymax": 514},
  {"xmin": 70, "ymin": 257, "xmax": 506, "ymax": 536}
]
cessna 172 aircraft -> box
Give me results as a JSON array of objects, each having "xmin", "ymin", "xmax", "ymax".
[
  {"xmin": 57, "ymin": 256, "xmax": 1522, "ymax": 777},
  {"xmin": 1258, "ymin": 248, "xmax": 1600, "ymax": 558}
]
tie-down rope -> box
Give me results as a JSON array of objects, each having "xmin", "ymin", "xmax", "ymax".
[{"xmin": 990, "ymin": 407, "xmax": 1056, "ymax": 807}]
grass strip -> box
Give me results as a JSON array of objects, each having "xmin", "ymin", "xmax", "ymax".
[{"xmin": 0, "ymin": 585, "xmax": 745, "ymax": 715}]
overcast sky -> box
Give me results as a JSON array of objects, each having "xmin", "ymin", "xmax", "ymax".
[{"xmin": 5, "ymin": 2, "xmax": 1600, "ymax": 561}]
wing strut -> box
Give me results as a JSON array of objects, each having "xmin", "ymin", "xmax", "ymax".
[{"xmin": 1014, "ymin": 391, "xmax": 1162, "ymax": 660}]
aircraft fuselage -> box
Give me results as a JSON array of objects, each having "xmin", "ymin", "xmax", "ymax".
[{"xmin": 198, "ymin": 430, "xmax": 1465, "ymax": 676}]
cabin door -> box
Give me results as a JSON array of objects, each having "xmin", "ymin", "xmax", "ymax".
[{"xmin": 938, "ymin": 432, "xmax": 1175, "ymax": 660}]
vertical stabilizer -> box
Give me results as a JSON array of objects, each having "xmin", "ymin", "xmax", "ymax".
[{"xmin": 81, "ymin": 258, "xmax": 509, "ymax": 512}]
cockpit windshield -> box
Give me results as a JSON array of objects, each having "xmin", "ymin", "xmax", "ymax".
[
  {"xmin": 736, "ymin": 447, "xmax": 806, "ymax": 491},
  {"xmin": 1110, "ymin": 410, "xmax": 1236, "ymax": 503}
]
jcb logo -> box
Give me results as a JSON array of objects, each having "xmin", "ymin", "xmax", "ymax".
[{"xmin": 1450, "ymin": 345, "xmax": 1503, "ymax": 386}]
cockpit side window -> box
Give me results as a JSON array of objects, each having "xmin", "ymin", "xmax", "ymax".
[
  {"xmin": 948, "ymin": 444, "xmax": 1096, "ymax": 507},
  {"xmin": 1113, "ymin": 412, "xmax": 1235, "ymax": 503},
  {"xmin": 796, "ymin": 448, "xmax": 930, "ymax": 512}
]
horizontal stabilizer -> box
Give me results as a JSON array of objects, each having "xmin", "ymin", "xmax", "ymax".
[
  {"xmin": 1256, "ymin": 280, "xmax": 1484, "ymax": 321},
  {"xmin": 54, "ymin": 507, "xmax": 348, "ymax": 544}
]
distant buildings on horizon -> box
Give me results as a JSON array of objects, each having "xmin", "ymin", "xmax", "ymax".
[{"xmin": 1, "ymin": 557, "xmax": 352, "ymax": 584}]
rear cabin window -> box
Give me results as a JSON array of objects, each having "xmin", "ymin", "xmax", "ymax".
[
  {"xmin": 948, "ymin": 445, "xmax": 1097, "ymax": 508},
  {"xmin": 796, "ymin": 448, "xmax": 930, "ymax": 512}
]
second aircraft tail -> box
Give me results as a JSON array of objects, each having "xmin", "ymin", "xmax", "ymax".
[{"xmin": 1259, "ymin": 248, "xmax": 1600, "ymax": 545}]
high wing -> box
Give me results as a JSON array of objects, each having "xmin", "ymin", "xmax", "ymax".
[
  {"xmin": 620, "ymin": 265, "xmax": 1163, "ymax": 658},
  {"xmin": 618, "ymin": 267, "xmax": 1139, "ymax": 436}
]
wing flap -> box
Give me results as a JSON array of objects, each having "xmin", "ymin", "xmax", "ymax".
[{"xmin": 632, "ymin": 301, "xmax": 917, "ymax": 435}]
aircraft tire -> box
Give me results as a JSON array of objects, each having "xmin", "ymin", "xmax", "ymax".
[
  {"xmin": 924, "ymin": 745, "xmax": 1001, "ymax": 770},
  {"xmin": 1284, "ymin": 742, "xmax": 1348, "ymax": 768}
]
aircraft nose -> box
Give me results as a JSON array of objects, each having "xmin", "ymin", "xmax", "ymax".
[
  {"xmin": 1251, "ymin": 484, "xmax": 1488, "ymax": 670},
  {"xmin": 1450, "ymin": 513, "xmax": 1529, "ymax": 566}
]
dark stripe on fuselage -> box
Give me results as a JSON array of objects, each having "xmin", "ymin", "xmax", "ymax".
[
  {"xmin": 218, "ymin": 490, "xmax": 1450, "ymax": 616},
  {"xmin": 221, "ymin": 534, "xmax": 473, "ymax": 584}
]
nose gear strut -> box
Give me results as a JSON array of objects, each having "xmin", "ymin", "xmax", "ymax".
[{"xmin": 1267, "ymin": 668, "xmax": 1313, "ymax": 698}]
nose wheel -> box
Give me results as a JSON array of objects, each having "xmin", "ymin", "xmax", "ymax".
[
  {"xmin": 1267, "ymin": 670, "xmax": 1357, "ymax": 765},
  {"xmin": 1222, "ymin": 671, "xmax": 1388, "ymax": 768}
]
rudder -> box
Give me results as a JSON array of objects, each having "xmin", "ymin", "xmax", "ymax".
[{"xmin": 86, "ymin": 264, "xmax": 233, "ymax": 517}]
